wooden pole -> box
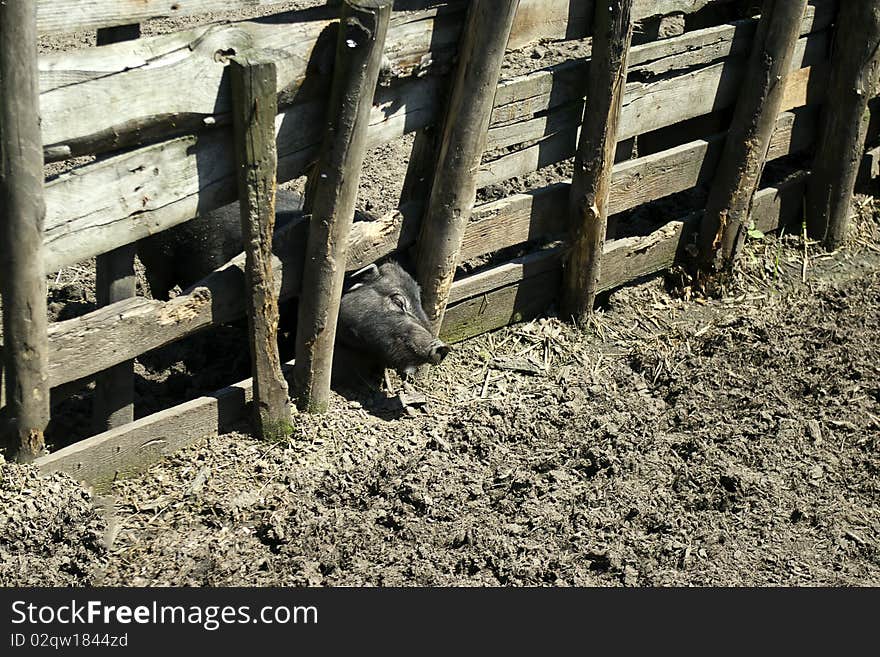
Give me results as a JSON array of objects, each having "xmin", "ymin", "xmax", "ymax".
[
  {"xmin": 696, "ymin": 0, "xmax": 808, "ymax": 279},
  {"xmin": 230, "ymin": 53, "xmax": 292, "ymax": 439},
  {"xmin": 293, "ymin": 0, "xmax": 392, "ymax": 413},
  {"xmin": 560, "ymin": 0, "xmax": 634, "ymax": 324},
  {"xmin": 806, "ymin": 1, "xmax": 880, "ymax": 250},
  {"xmin": 415, "ymin": 0, "xmax": 521, "ymax": 335},
  {"xmin": 92, "ymin": 23, "xmax": 141, "ymax": 434},
  {"xmin": 0, "ymin": 0, "xmax": 50, "ymax": 461}
]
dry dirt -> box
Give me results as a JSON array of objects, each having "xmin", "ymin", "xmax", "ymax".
[
  {"xmin": 1, "ymin": 1, "xmax": 878, "ymax": 587},
  {"xmin": 4, "ymin": 197, "xmax": 879, "ymax": 587}
]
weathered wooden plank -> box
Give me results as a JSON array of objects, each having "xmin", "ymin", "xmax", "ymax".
[
  {"xmin": 698, "ymin": 0, "xmax": 809, "ymax": 275},
  {"xmin": 231, "ymin": 54, "xmax": 291, "ymax": 435},
  {"xmin": 294, "ymin": 0, "xmax": 392, "ymax": 413},
  {"xmin": 41, "ymin": 74, "xmax": 432, "ymax": 274},
  {"xmin": 415, "ymin": 0, "xmax": 522, "ymax": 334},
  {"xmin": 39, "ymin": 23, "xmax": 827, "ymax": 274},
  {"xmin": 620, "ymin": 33, "xmax": 826, "ymax": 142},
  {"xmin": 37, "ymin": 8, "xmax": 461, "ymax": 160},
  {"xmin": 508, "ymin": 0, "xmax": 739, "ymax": 50},
  {"xmin": 561, "ymin": 0, "xmax": 635, "ymax": 322},
  {"xmin": 448, "ymin": 247, "xmax": 564, "ymax": 304},
  {"xmin": 482, "ymin": 28, "xmax": 827, "ymax": 178},
  {"xmin": 479, "ymin": 53, "xmax": 823, "ymax": 190},
  {"xmin": 1, "ymin": 0, "xmax": 50, "ymax": 462},
  {"xmin": 465, "ymin": 108, "xmax": 814, "ymax": 262},
  {"xmin": 440, "ymin": 268, "xmax": 561, "ymax": 344},
  {"xmin": 36, "ymin": 1, "xmax": 303, "ymax": 35},
  {"xmin": 92, "ymin": 23, "xmax": 141, "ymax": 435},
  {"xmin": 807, "ymin": 0, "xmax": 880, "ymax": 249},
  {"xmin": 442, "ymin": 173, "xmax": 809, "ymax": 344},
  {"xmin": 492, "ymin": 2, "xmax": 830, "ymax": 121},
  {"xmin": 34, "ymin": 359, "xmax": 278, "ymax": 490},
  {"xmin": 628, "ymin": 1, "xmax": 833, "ymax": 78},
  {"xmin": 37, "ymin": 0, "xmax": 822, "ymax": 162}
]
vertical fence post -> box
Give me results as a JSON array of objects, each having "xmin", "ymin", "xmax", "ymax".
[
  {"xmin": 696, "ymin": 0, "xmax": 809, "ymax": 282},
  {"xmin": 415, "ymin": 0, "xmax": 521, "ymax": 336},
  {"xmin": 92, "ymin": 23, "xmax": 141, "ymax": 434},
  {"xmin": 230, "ymin": 53, "xmax": 292, "ymax": 439},
  {"xmin": 806, "ymin": 1, "xmax": 880, "ymax": 250},
  {"xmin": 293, "ymin": 0, "xmax": 392, "ymax": 413},
  {"xmin": 0, "ymin": 1, "xmax": 50, "ymax": 461},
  {"xmin": 560, "ymin": 0, "xmax": 634, "ymax": 324}
]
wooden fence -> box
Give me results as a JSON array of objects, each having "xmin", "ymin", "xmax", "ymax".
[{"xmin": 0, "ymin": 0, "xmax": 877, "ymax": 486}]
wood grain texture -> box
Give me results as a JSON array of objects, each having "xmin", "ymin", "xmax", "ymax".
[
  {"xmin": 806, "ymin": 0, "xmax": 880, "ymax": 248},
  {"xmin": 1, "ymin": 0, "xmax": 50, "ymax": 461},
  {"xmin": 294, "ymin": 0, "xmax": 392, "ymax": 413},
  {"xmin": 698, "ymin": 0, "xmax": 810, "ymax": 273},
  {"xmin": 230, "ymin": 55, "xmax": 291, "ymax": 435},
  {"xmin": 561, "ymin": 0, "xmax": 634, "ymax": 322},
  {"xmin": 442, "ymin": 172, "xmax": 808, "ymax": 343}
]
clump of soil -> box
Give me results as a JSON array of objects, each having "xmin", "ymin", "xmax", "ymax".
[{"xmin": 0, "ymin": 457, "xmax": 107, "ymax": 586}]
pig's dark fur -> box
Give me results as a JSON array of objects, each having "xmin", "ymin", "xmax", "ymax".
[
  {"xmin": 338, "ymin": 262, "xmax": 450, "ymax": 377},
  {"xmin": 137, "ymin": 192, "xmax": 450, "ymax": 380}
]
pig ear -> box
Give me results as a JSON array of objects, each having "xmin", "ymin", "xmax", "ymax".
[
  {"xmin": 351, "ymin": 263, "xmax": 380, "ymax": 282},
  {"xmin": 345, "ymin": 263, "xmax": 380, "ymax": 291}
]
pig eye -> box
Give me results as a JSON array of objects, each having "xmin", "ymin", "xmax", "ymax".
[{"xmin": 390, "ymin": 293, "xmax": 409, "ymax": 312}]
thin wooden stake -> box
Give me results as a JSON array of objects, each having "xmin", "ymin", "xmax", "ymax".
[
  {"xmin": 806, "ymin": 1, "xmax": 880, "ymax": 249},
  {"xmin": 230, "ymin": 53, "xmax": 291, "ymax": 439},
  {"xmin": 696, "ymin": 0, "xmax": 809, "ymax": 281},
  {"xmin": 92, "ymin": 23, "xmax": 141, "ymax": 434},
  {"xmin": 415, "ymin": 0, "xmax": 521, "ymax": 335},
  {"xmin": 561, "ymin": 0, "xmax": 634, "ymax": 324},
  {"xmin": 0, "ymin": 0, "xmax": 50, "ymax": 462},
  {"xmin": 293, "ymin": 0, "xmax": 392, "ymax": 413}
]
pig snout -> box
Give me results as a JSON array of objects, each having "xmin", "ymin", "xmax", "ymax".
[
  {"xmin": 337, "ymin": 261, "xmax": 453, "ymax": 377},
  {"xmin": 427, "ymin": 338, "xmax": 451, "ymax": 364}
]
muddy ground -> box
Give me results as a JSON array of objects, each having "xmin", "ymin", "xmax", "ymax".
[{"xmin": 1, "ymin": 1, "xmax": 878, "ymax": 587}]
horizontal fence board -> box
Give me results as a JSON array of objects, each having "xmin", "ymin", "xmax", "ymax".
[
  {"xmin": 479, "ymin": 32, "xmax": 829, "ymax": 187},
  {"xmin": 37, "ymin": 0, "xmax": 816, "ymax": 161},
  {"xmin": 38, "ymin": 0, "xmax": 741, "ymax": 39},
  {"xmin": 627, "ymin": 1, "xmax": 833, "ymax": 79},
  {"xmin": 492, "ymin": 3, "xmax": 829, "ymax": 123},
  {"xmin": 38, "ymin": 11, "xmax": 464, "ymax": 160},
  {"xmin": 462, "ymin": 107, "xmax": 814, "ymax": 270},
  {"xmin": 37, "ymin": 1, "xmax": 309, "ymax": 35},
  {"xmin": 35, "ymin": 361, "xmax": 271, "ymax": 490},
  {"xmin": 509, "ymin": 0, "xmax": 739, "ymax": 49},
  {"xmin": 441, "ymin": 172, "xmax": 809, "ymax": 343},
  {"xmin": 42, "ymin": 74, "xmax": 437, "ymax": 273}
]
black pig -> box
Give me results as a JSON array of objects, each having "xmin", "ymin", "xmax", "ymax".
[
  {"xmin": 137, "ymin": 193, "xmax": 450, "ymax": 378},
  {"xmin": 338, "ymin": 261, "xmax": 450, "ymax": 377},
  {"xmin": 136, "ymin": 189, "xmax": 305, "ymax": 301}
]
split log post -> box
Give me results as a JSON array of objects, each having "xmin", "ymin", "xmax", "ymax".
[
  {"xmin": 696, "ymin": 0, "xmax": 809, "ymax": 279},
  {"xmin": 806, "ymin": 1, "xmax": 880, "ymax": 249},
  {"xmin": 0, "ymin": 1, "xmax": 50, "ymax": 461},
  {"xmin": 415, "ymin": 0, "xmax": 521, "ymax": 335},
  {"xmin": 92, "ymin": 23, "xmax": 141, "ymax": 434},
  {"xmin": 560, "ymin": 0, "xmax": 634, "ymax": 324},
  {"xmin": 230, "ymin": 54, "xmax": 292, "ymax": 439},
  {"xmin": 293, "ymin": 0, "xmax": 392, "ymax": 413}
]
